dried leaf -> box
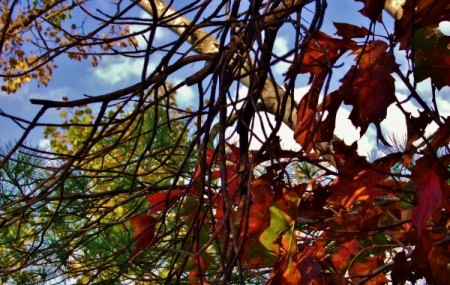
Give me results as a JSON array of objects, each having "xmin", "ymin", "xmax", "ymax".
[
  {"xmin": 348, "ymin": 255, "xmax": 388, "ymax": 284},
  {"xmin": 413, "ymin": 27, "xmax": 450, "ymax": 89},
  {"xmin": 130, "ymin": 215, "xmax": 156, "ymax": 260},
  {"xmin": 356, "ymin": 0, "xmax": 387, "ymax": 21},
  {"xmin": 341, "ymin": 41, "xmax": 396, "ymax": 135},
  {"xmin": 294, "ymin": 89, "xmax": 343, "ymax": 153},
  {"xmin": 286, "ymin": 32, "xmax": 355, "ymax": 78},
  {"xmin": 395, "ymin": 0, "xmax": 450, "ymax": 50},
  {"xmin": 411, "ymin": 168, "xmax": 442, "ymax": 235},
  {"xmin": 391, "ymin": 251, "xmax": 409, "ymax": 285},
  {"xmin": 146, "ymin": 189, "xmax": 184, "ymax": 214},
  {"xmin": 334, "ymin": 22, "xmax": 372, "ymax": 39},
  {"xmin": 332, "ymin": 239, "xmax": 359, "ymax": 272}
]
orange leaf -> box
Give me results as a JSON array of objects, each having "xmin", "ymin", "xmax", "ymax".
[
  {"xmin": 286, "ymin": 32, "xmax": 355, "ymax": 78},
  {"xmin": 294, "ymin": 89, "xmax": 343, "ymax": 153},
  {"xmin": 332, "ymin": 239, "xmax": 359, "ymax": 272},
  {"xmin": 348, "ymin": 255, "xmax": 388, "ymax": 284},
  {"xmin": 130, "ymin": 215, "xmax": 156, "ymax": 260}
]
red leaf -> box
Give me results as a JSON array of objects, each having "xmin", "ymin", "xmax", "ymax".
[
  {"xmin": 286, "ymin": 32, "xmax": 355, "ymax": 78},
  {"xmin": 356, "ymin": 0, "xmax": 386, "ymax": 21},
  {"xmin": 334, "ymin": 22, "xmax": 372, "ymax": 39},
  {"xmin": 188, "ymin": 255, "xmax": 208, "ymax": 285},
  {"xmin": 130, "ymin": 215, "xmax": 156, "ymax": 260},
  {"xmin": 146, "ymin": 189, "xmax": 183, "ymax": 214},
  {"xmin": 341, "ymin": 41, "xmax": 396, "ymax": 135},
  {"xmin": 329, "ymin": 148, "xmax": 401, "ymax": 211},
  {"xmin": 411, "ymin": 168, "xmax": 442, "ymax": 235},
  {"xmin": 294, "ymin": 88, "xmax": 343, "ymax": 153}
]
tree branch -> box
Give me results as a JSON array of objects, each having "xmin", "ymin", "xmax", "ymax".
[
  {"xmin": 134, "ymin": 0, "xmax": 297, "ymax": 130},
  {"xmin": 133, "ymin": 0, "xmax": 406, "ymax": 131}
]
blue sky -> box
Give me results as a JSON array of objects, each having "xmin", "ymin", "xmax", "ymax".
[{"xmin": 0, "ymin": 0, "xmax": 449, "ymax": 157}]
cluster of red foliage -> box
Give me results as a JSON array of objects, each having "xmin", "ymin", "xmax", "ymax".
[{"xmin": 130, "ymin": 0, "xmax": 449, "ymax": 283}]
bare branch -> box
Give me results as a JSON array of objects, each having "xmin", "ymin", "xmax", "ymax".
[{"xmin": 134, "ymin": 0, "xmax": 297, "ymax": 130}]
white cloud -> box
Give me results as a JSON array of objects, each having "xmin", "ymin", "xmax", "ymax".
[
  {"xmin": 93, "ymin": 57, "xmax": 155, "ymax": 85},
  {"xmin": 274, "ymin": 36, "xmax": 288, "ymax": 55},
  {"xmin": 176, "ymin": 84, "xmax": 196, "ymax": 107},
  {"xmin": 436, "ymin": 87, "xmax": 450, "ymax": 116},
  {"xmin": 273, "ymin": 36, "xmax": 292, "ymax": 76}
]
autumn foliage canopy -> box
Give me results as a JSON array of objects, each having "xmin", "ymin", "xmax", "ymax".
[{"xmin": 0, "ymin": 0, "xmax": 449, "ymax": 284}]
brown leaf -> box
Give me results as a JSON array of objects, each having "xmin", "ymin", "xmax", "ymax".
[
  {"xmin": 294, "ymin": 88, "xmax": 343, "ymax": 153},
  {"xmin": 130, "ymin": 214, "xmax": 156, "ymax": 260},
  {"xmin": 395, "ymin": 0, "xmax": 450, "ymax": 50},
  {"xmin": 341, "ymin": 41, "xmax": 396, "ymax": 135},
  {"xmin": 329, "ymin": 152, "xmax": 401, "ymax": 211},
  {"xmin": 332, "ymin": 239, "xmax": 359, "ymax": 272},
  {"xmin": 356, "ymin": 0, "xmax": 387, "ymax": 21},
  {"xmin": 334, "ymin": 22, "xmax": 372, "ymax": 39},
  {"xmin": 286, "ymin": 32, "xmax": 355, "ymax": 79},
  {"xmin": 146, "ymin": 189, "xmax": 184, "ymax": 214},
  {"xmin": 348, "ymin": 255, "xmax": 388, "ymax": 284},
  {"xmin": 391, "ymin": 251, "xmax": 409, "ymax": 285},
  {"xmin": 429, "ymin": 242, "xmax": 450, "ymax": 284},
  {"xmin": 413, "ymin": 27, "xmax": 450, "ymax": 89}
]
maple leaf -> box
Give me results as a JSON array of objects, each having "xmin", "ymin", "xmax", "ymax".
[
  {"xmin": 341, "ymin": 41, "xmax": 396, "ymax": 135},
  {"xmin": 329, "ymin": 150, "xmax": 401, "ymax": 211},
  {"xmin": 348, "ymin": 255, "xmax": 388, "ymax": 284},
  {"xmin": 332, "ymin": 239, "xmax": 359, "ymax": 272},
  {"xmin": 294, "ymin": 88, "xmax": 343, "ymax": 153},
  {"xmin": 130, "ymin": 214, "xmax": 156, "ymax": 260},
  {"xmin": 240, "ymin": 176, "xmax": 277, "ymax": 268},
  {"xmin": 411, "ymin": 232, "xmax": 449, "ymax": 283},
  {"xmin": 146, "ymin": 189, "xmax": 184, "ymax": 214},
  {"xmin": 298, "ymin": 240, "xmax": 326, "ymax": 281},
  {"xmin": 286, "ymin": 32, "xmax": 355, "ymax": 79},
  {"xmin": 334, "ymin": 22, "xmax": 372, "ymax": 40},
  {"xmin": 411, "ymin": 168, "xmax": 442, "ymax": 235},
  {"xmin": 356, "ymin": 0, "xmax": 387, "ymax": 21}
]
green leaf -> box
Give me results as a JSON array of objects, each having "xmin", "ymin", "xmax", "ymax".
[{"xmin": 259, "ymin": 205, "xmax": 291, "ymax": 252}]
